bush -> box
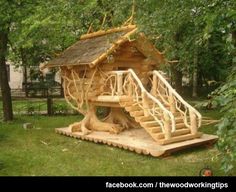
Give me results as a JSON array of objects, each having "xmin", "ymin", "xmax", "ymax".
[{"xmin": 212, "ymin": 66, "xmax": 236, "ymax": 175}]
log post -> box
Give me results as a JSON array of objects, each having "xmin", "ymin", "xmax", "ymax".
[
  {"xmin": 163, "ymin": 112, "xmax": 171, "ymax": 139},
  {"xmin": 142, "ymin": 92, "xmax": 149, "ymax": 116},
  {"xmin": 168, "ymin": 91, "xmax": 176, "ymax": 113},
  {"xmin": 190, "ymin": 110, "xmax": 197, "ymax": 134},
  {"xmin": 47, "ymin": 96, "xmax": 53, "ymax": 116},
  {"xmin": 151, "ymin": 75, "xmax": 157, "ymax": 96},
  {"xmin": 127, "ymin": 75, "xmax": 133, "ymax": 97},
  {"xmin": 117, "ymin": 72, "xmax": 123, "ymax": 96},
  {"xmin": 159, "ymin": 81, "xmax": 165, "ymax": 95}
]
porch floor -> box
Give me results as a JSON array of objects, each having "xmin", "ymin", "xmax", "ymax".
[{"xmin": 55, "ymin": 127, "xmax": 218, "ymax": 157}]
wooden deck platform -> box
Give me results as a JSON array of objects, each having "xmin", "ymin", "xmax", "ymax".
[{"xmin": 55, "ymin": 127, "xmax": 218, "ymax": 157}]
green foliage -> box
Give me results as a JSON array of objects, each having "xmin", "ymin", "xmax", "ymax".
[
  {"xmin": 212, "ymin": 66, "xmax": 236, "ymax": 174},
  {"xmin": 136, "ymin": 0, "xmax": 235, "ymax": 79},
  {"xmin": 3, "ymin": 0, "xmax": 133, "ymax": 67},
  {"xmin": 53, "ymin": 103, "xmax": 69, "ymax": 115}
]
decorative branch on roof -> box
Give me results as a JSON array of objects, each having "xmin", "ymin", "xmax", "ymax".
[{"xmin": 80, "ymin": 25, "xmax": 136, "ymax": 40}]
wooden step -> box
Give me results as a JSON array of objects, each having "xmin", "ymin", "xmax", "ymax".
[
  {"xmin": 175, "ymin": 123, "xmax": 186, "ymax": 129},
  {"xmin": 130, "ymin": 111, "xmax": 144, "ymax": 117},
  {"xmin": 173, "ymin": 111, "xmax": 182, "ymax": 116},
  {"xmin": 143, "ymin": 99, "xmax": 170, "ymax": 108},
  {"xmin": 157, "ymin": 132, "xmax": 203, "ymax": 145},
  {"xmin": 175, "ymin": 117, "xmax": 183, "ymax": 123},
  {"xmin": 154, "ymin": 128, "xmax": 190, "ymax": 139},
  {"xmin": 148, "ymin": 126, "xmax": 162, "ymax": 133},
  {"xmin": 141, "ymin": 121, "xmax": 160, "ymax": 128},
  {"xmin": 120, "ymin": 101, "xmax": 136, "ymax": 107},
  {"xmin": 172, "ymin": 112, "xmax": 183, "ymax": 119},
  {"xmin": 135, "ymin": 115, "xmax": 154, "ymax": 122},
  {"xmin": 125, "ymin": 105, "xmax": 141, "ymax": 112}
]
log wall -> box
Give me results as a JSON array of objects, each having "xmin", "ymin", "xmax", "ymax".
[
  {"xmin": 100, "ymin": 41, "xmax": 156, "ymax": 86},
  {"xmin": 60, "ymin": 41, "xmax": 157, "ymax": 102}
]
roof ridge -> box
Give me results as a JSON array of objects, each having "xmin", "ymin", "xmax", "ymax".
[{"xmin": 80, "ymin": 25, "xmax": 137, "ymax": 40}]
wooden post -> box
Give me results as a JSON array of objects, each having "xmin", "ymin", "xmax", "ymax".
[
  {"xmin": 168, "ymin": 91, "xmax": 176, "ymax": 113},
  {"xmin": 127, "ymin": 75, "xmax": 133, "ymax": 97},
  {"xmin": 159, "ymin": 81, "xmax": 165, "ymax": 95},
  {"xmin": 117, "ymin": 72, "xmax": 123, "ymax": 96},
  {"xmin": 47, "ymin": 96, "xmax": 53, "ymax": 116},
  {"xmin": 151, "ymin": 75, "xmax": 157, "ymax": 96},
  {"xmin": 163, "ymin": 112, "xmax": 171, "ymax": 139},
  {"xmin": 190, "ymin": 110, "xmax": 197, "ymax": 134},
  {"xmin": 142, "ymin": 92, "xmax": 149, "ymax": 116}
]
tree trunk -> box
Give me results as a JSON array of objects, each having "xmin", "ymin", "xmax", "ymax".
[
  {"xmin": 47, "ymin": 97, "xmax": 53, "ymax": 116},
  {"xmin": 171, "ymin": 65, "xmax": 183, "ymax": 94},
  {"xmin": 20, "ymin": 49, "xmax": 28, "ymax": 97},
  {"xmin": 0, "ymin": 31, "xmax": 13, "ymax": 121},
  {"xmin": 192, "ymin": 49, "xmax": 198, "ymax": 98},
  {"xmin": 192, "ymin": 68, "xmax": 198, "ymax": 97}
]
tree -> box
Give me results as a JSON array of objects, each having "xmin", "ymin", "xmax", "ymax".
[
  {"xmin": 0, "ymin": 29, "xmax": 13, "ymax": 121},
  {"xmin": 0, "ymin": 1, "xmax": 15, "ymax": 121},
  {"xmin": 0, "ymin": 0, "xmax": 118, "ymax": 121},
  {"xmin": 136, "ymin": 0, "xmax": 233, "ymax": 97},
  {"xmin": 0, "ymin": 0, "xmax": 52, "ymax": 120},
  {"xmin": 212, "ymin": 66, "xmax": 236, "ymax": 174},
  {"xmin": 211, "ymin": 13, "xmax": 236, "ymax": 176}
]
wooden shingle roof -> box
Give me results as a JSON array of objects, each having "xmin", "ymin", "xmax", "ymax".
[
  {"xmin": 41, "ymin": 24, "xmax": 165, "ymax": 69},
  {"xmin": 42, "ymin": 25, "xmax": 137, "ymax": 69}
]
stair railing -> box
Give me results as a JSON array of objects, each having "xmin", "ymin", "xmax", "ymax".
[
  {"xmin": 151, "ymin": 70, "xmax": 202, "ymax": 134},
  {"xmin": 102, "ymin": 69, "xmax": 176, "ymax": 139}
]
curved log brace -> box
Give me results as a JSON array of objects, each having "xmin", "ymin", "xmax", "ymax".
[{"xmin": 69, "ymin": 105, "xmax": 125, "ymax": 135}]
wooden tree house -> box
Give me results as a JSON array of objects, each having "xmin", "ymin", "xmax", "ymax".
[{"xmin": 41, "ymin": 25, "xmax": 217, "ymax": 157}]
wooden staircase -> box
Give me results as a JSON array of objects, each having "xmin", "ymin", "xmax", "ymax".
[
  {"xmin": 119, "ymin": 97, "xmax": 201, "ymax": 145},
  {"xmin": 102, "ymin": 69, "xmax": 202, "ymax": 145}
]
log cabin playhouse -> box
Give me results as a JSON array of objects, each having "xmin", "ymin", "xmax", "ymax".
[{"xmin": 42, "ymin": 24, "xmax": 217, "ymax": 156}]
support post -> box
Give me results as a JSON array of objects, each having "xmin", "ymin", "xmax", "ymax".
[
  {"xmin": 168, "ymin": 91, "xmax": 176, "ymax": 113},
  {"xmin": 163, "ymin": 112, "xmax": 171, "ymax": 139},
  {"xmin": 47, "ymin": 96, "xmax": 53, "ymax": 116},
  {"xmin": 117, "ymin": 72, "xmax": 123, "ymax": 96},
  {"xmin": 127, "ymin": 75, "xmax": 133, "ymax": 97},
  {"xmin": 190, "ymin": 110, "xmax": 197, "ymax": 134},
  {"xmin": 151, "ymin": 75, "xmax": 157, "ymax": 96},
  {"xmin": 159, "ymin": 81, "xmax": 165, "ymax": 95},
  {"xmin": 142, "ymin": 92, "xmax": 149, "ymax": 116}
]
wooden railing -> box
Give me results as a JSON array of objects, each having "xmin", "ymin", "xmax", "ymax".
[
  {"xmin": 151, "ymin": 70, "xmax": 202, "ymax": 134},
  {"xmin": 101, "ymin": 69, "xmax": 176, "ymax": 139}
]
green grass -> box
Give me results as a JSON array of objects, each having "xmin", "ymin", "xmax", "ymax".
[
  {"xmin": 0, "ymin": 99, "xmax": 75, "ymax": 117},
  {"xmin": 11, "ymin": 98, "xmax": 68, "ymax": 111},
  {"xmin": 0, "ymin": 110, "xmax": 235, "ymax": 176}
]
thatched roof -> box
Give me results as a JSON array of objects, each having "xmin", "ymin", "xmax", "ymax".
[{"xmin": 41, "ymin": 24, "xmax": 165, "ymax": 69}]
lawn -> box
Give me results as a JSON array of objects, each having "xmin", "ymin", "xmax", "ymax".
[
  {"xmin": 0, "ymin": 109, "xmax": 235, "ymax": 176},
  {"xmin": 0, "ymin": 98, "xmax": 76, "ymax": 116}
]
